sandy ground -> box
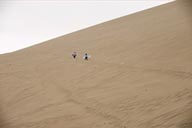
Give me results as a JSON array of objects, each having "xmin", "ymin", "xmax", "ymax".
[{"xmin": 0, "ymin": 0, "xmax": 192, "ymax": 128}]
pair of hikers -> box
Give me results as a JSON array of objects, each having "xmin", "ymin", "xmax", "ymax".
[{"xmin": 72, "ymin": 52, "xmax": 89, "ymax": 60}]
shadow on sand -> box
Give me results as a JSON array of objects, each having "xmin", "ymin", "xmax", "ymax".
[
  {"xmin": 0, "ymin": 107, "xmax": 10, "ymax": 128},
  {"xmin": 179, "ymin": 116, "xmax": 192, "ymax": 128}
]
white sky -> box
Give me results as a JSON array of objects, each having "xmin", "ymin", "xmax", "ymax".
[{"xmin": 0, "ymin": 0, "xmax": 174, "ymax": 54}]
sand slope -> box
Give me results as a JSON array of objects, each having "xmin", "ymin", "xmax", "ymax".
[{"xmin": 0, "ymin": 0, "xmax": 192, "ymax": 128}]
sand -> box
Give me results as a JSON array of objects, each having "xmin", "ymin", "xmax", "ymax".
[{"xmin": 0, "ymin": 0, "xmax": 192, "ymax": 128}]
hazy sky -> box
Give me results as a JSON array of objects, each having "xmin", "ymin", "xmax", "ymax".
[{"xmin": 0, "ymin": 0, "xmax": 174, "ymax": 54}]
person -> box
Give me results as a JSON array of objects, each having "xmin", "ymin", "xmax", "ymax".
[
  {"xmin": 72, "ymin": 52, "xmax": 77, "ymax": 59},
  {"xmin": 84, "ymin": 53, "xmax": 88, "ymax": 60}
]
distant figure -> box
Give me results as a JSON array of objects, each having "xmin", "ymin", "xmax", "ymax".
[
  {"xmin": 84, "ymin": 53, "xmax": 88, "ymax": 60},
  {"xmin": 72, "ymin": 52, "xmax": 77, "ymax": 59}
]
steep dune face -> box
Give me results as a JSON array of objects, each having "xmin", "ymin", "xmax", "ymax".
[{"xmin": 0, "ymin": 0, "xmax": 192, "ymax": 128}]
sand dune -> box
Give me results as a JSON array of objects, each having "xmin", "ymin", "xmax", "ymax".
[{"xmin": 0, "ymin": 0, "xmax": 192, "ymax": 128}]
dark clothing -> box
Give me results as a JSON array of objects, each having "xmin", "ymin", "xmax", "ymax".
[
  {"xmin": 85, "ymin": 56, "xmax": 88, "ymax": 60},
  {"xmin": 72, "ymin": 52, "xmax": 77, "ymax": 59},
  {"xmin": 84, "ymin": 53, "xmax": 88, "ymax": 60},
  {"xmin": 72, "ymin": 54, "xmax": 77, "ymax": 58}
]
